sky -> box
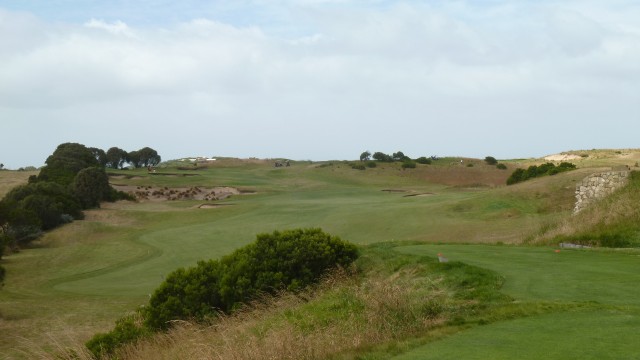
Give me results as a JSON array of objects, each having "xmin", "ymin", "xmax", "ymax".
[{"xmin": 1, "ymin": 1, "xmax": 639, "ymax": 168}]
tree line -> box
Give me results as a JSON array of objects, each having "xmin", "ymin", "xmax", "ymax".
[{"xmin": 0, "ymin": 143, "xmax": 160, "ymax": 282}]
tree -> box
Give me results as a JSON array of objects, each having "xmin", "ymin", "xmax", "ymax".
[
  {"xmin": 373, "ymin": 152, "xmax": 392, "ymax": 162},
  {"xmin": 127, "ymin": 151, "xmax": 141, "ymax": 168},
  {"xmin": 137, "ymin": 147, "xmax": 161, "ymax": 167},
  {"xmin": 89, "ymin": 147, "xmax": 108, "ymax": 167},
  {"xmin": 484, "ymin": 156, "xmax": 498, "ymax": 165},
  {"xmin": 106, "ymin": 147, "xmax": 129, "ymax": 169},
  {"xmin": 392, "ymin": 151, "xmax": 409, "ymax": 162},
  {"xmin": 360, "ymin": 151, "xmax": 371, "ymax": 162},
  {"xmin": 72, "ymin": 167, "xmax": 112, "ymax": 208},
  {"xmin": 37, "ymin": 143, "xmax": 100, "ymax": 186}
]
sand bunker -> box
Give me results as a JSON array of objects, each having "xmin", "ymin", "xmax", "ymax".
[
  {"xmin": 544, "ymin": 154, "xmax": 582, "ymax": 161},
  {"xmin": 111, "ymin": 185, "xmax": 249, "ymax": 202},
  {"xmin": 198, "ymin": 204, "xmax": 235, "ymax": 209}
]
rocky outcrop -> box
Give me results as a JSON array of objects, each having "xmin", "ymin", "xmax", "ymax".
[{"xmin": 574, "ymin": 170, "xmax": 629, "ymax": 213}]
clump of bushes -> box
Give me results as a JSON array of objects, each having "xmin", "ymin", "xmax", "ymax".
[
  {"xmin": 351, "ymin": 163, "xmax": 366, "ymax": 170},
  {"xmin": 401, "ymin": 160, "xmax": 417, "ymax": 169},
  {"xmin": 507, "ymin": 162, "xmax": 576, "ymax": 185},
  {"xmin": 484, "ymin": 156, "xmax": 498, "ymax": 165},
  {"xmin": 496, "ymin": 163, "xmax": 508, "ymax": 170},
  {"xmin": 416, "ymin": 157, "xmax": 432, "ymax": 165},
  {"xmin": 87, "ymin": 228, "xmax": 359, "ymax": 357}
]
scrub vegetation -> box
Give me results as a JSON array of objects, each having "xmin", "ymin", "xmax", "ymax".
[{"xmin": 2, "ymin": 147, "xmax": 640, "ymax": 359}]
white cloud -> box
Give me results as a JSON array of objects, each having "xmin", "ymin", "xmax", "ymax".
[{"xmin": 0, "ymin": 1, "xmax": 639, "ymax": 168}]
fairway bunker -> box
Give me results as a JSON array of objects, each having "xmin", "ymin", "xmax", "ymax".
[
  {"xmin": 403, "ymin": 193, "xmax": 436, "ymax": 197},
  {"xmin": 111, "ymin": 185, "xmax": 251, "ymax": 202},
  {"xmin": 198, "ymin": 203, "xmax": 235, "ymax": 209}
]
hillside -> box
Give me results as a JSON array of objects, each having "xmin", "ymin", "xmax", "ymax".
[{"xmin": 1, "ymin": 149, "xmax": 639, "ymax": 359}]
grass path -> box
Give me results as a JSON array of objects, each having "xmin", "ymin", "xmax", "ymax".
[{"xmin": 392, "ymin": 244, "xmax": 640, "ymax": 359}]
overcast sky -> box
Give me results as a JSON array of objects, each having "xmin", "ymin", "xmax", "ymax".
[{"xmin": 1, "ymin": 1, "xmax": 639, "ymax": 168}]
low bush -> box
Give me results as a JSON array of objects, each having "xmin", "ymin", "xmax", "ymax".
[
  {"xmin": 351, "ymin": 164, "xmax": 366, "ymax": 170},
  {"xmin": 366, "ymin": 161, "xmax": 377, "ymax": 168},
  {"xmin": 145, "ymin": 228, "xmax": 359, "ymax": 330},
  {"xmin": 86, "ymin": 314, "xmax": 150, "ymax": 359},
  {"xmin": 507, "ymin": 162, "xmax": 576, "ymax": 185},
  {"xmin": 496, "ymin": 163, "xmax": 507, "ymax": 170},
  {"xmin": 416, "ymin": 157, "xmax": 432, "ymax": 165},
  {"xmin": 484, "ymin": 156, "xmax": 498, "ymax": 165},
  {"xmin": 401, "ymin": 160, "xmax": 416, "ymax": 169}
]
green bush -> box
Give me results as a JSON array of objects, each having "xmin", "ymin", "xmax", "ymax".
[
  {"xmin": 401, "ymin": 160, "xmax": 416, "ymax": 169},
  {"xmin": 86, "ymin": 314, "xmax": 149, "ymax": 359},
  {"xmin": 416, "ymin": 157, "xmax": 432, "ymax": 165},
  {"xmin": 507, "ymin": 162, "xmax": 576, "ymax": 185},
  {"xmin": 484, "ymin": 156, "xmax": 498, "ymax": 165},
  {"xmin": 351, "ymin": 164, "xmax": 366, "ymax": 170},
  {"xmin": 145, "ymin": 228, "xmax": 358, "ymax": 330},
  {"xmin": 496, "ymin": 163, "xmax": 507, "ymax": 170},
  {"xmin": 366, "ymin": 161, "xmax": 377, "ymax": 168}
]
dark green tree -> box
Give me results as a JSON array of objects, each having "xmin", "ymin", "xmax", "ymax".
[
  {"xmin": 89, "ymin": 147, "xmax": 108, "ymax": 167},
  {"xmin": 360, "ymin": 151, "xmax": 371, "ymax": 162},
  {"xmin": 106, "ymin": 147, "xmax": 129, "ymax": 169},
  {"xmin": 127, "ymin": 150, "xmax": 141, "ymax": 168},
  {"xmin": 372, "ymin": 152, "xmax": 392, "ymax": 162},
  {"xmin": 484, "ymin": 156, "xmax": 498, "ymax": 165},
  {"xmin": 392, "ymin": 151, "xmax": 409, "ymax": 161},
  {"xmin": 37, "ymin": 143, "xmax": 99, "ymax": 186},
  {"xmin": 72, "ymin": 167, "xmax": 112, "ymax": 208},
  {"xmin": 137, "ymin": 147, "xmax": 161, "ymax": 167}
]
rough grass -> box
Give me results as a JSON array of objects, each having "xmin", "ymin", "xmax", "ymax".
[{"xmin": 531, "ymin": 171, "xmax": 640, "ymax": 247}]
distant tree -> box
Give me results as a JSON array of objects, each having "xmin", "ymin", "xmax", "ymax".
[
  {"xmin": 484, "ymin": 156, "xmax": 498, "ymax": 165},
  {"xmin": 0, "ymin": 163, "xmax": 4, "ymax": 170},
  {"xmin": 72, "ymin": 167, "xmax": 112, "ymax": 208},
  {"xmin": 106, "ymin": 147, "xmax": 129, "ymax": 169},
  {"xmin": 89, "ymin": 147, "xmax": 108, "ymax": 167},
  {"xmin": 37, "ymin": 143, "xmax": 99, "ymax": 186},
  {"xmin": 373, "ymin": 152, "xmax": 393, "ymax": 162},
  {"xmin": 137, "ymin": 147, "xmax": 161, "ymax": 167},
  {"xmin": 360, "ymin": 151, "xmax": 371, "ymax": 162},
  {"xmin": 127, "ymin": 151, "xmax": 141, "ymax": 168},
  {"xmin": 392, "ymin": 151, "xmax": 409, "ymax": 162}
]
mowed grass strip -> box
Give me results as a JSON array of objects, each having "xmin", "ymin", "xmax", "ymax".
[{"xmin": 392, "ymin": 244, "xmax": 640, "ymax": 359}]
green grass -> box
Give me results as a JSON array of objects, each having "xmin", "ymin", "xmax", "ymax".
[{"xmin": 391, "ymin": 244, "xmax": 640, "ymax": 359}]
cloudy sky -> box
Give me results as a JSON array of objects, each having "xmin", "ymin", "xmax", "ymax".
[{"xmin": 1, "ymin": 1, "xmax": 639, "ymax": 168}]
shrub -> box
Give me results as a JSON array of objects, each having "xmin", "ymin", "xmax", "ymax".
[
  {"xmin": 144, "ymin": 228, "xmax": 359, "ymax": 330},
  {"xmin": 484, "ymin": 156, "xmax": 498, "ymax": 165},
  {"xmin": 507, "ymin": 162, "xmax": 576, "ymax": 185},
  {"xmin": 351, "ymin": 164, "xmax": 366, "ymax": 170},
  {"xmin": 496, "ymin": 163, "xmax": 507, "ymax": 170},
  {"xmin": 401, "ymin": 160, "xmax": 416, "ymax": 169},
  {"xmin": 86, "ymin": 313, "xmax": 150, "ymax": 359},
  {"xmin": 366, "ymin": 161, "xmax": 377, "ymax": 168},
  {"xmin": 416, "ymin": 157, "xmax": 432, "ymax": 165}
]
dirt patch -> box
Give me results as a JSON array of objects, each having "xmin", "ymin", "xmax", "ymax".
[
  {"xmin": 111, "ymin": 185, "xmax": 248, "ymax": 202},
  {"xmin": 382, "ymin": 189, "xmax": 409, "ymax": 193}
]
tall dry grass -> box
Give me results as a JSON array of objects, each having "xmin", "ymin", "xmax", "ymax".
[
  {"xmin": 28, "ymin": 264, "xmax": 448, "ymax": 360},
  {"xmin": 114, "ymin": 267, "xmax": 447, "ymax": 360}
]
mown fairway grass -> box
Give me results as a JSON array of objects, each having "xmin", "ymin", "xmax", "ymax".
[
  {"xmin": 0, "ymin": 155, "xmax": 633, "ymax": 358},
  {"xmin": 392, "ymin": 244, "xmax": 640, "ymax": 359}
]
